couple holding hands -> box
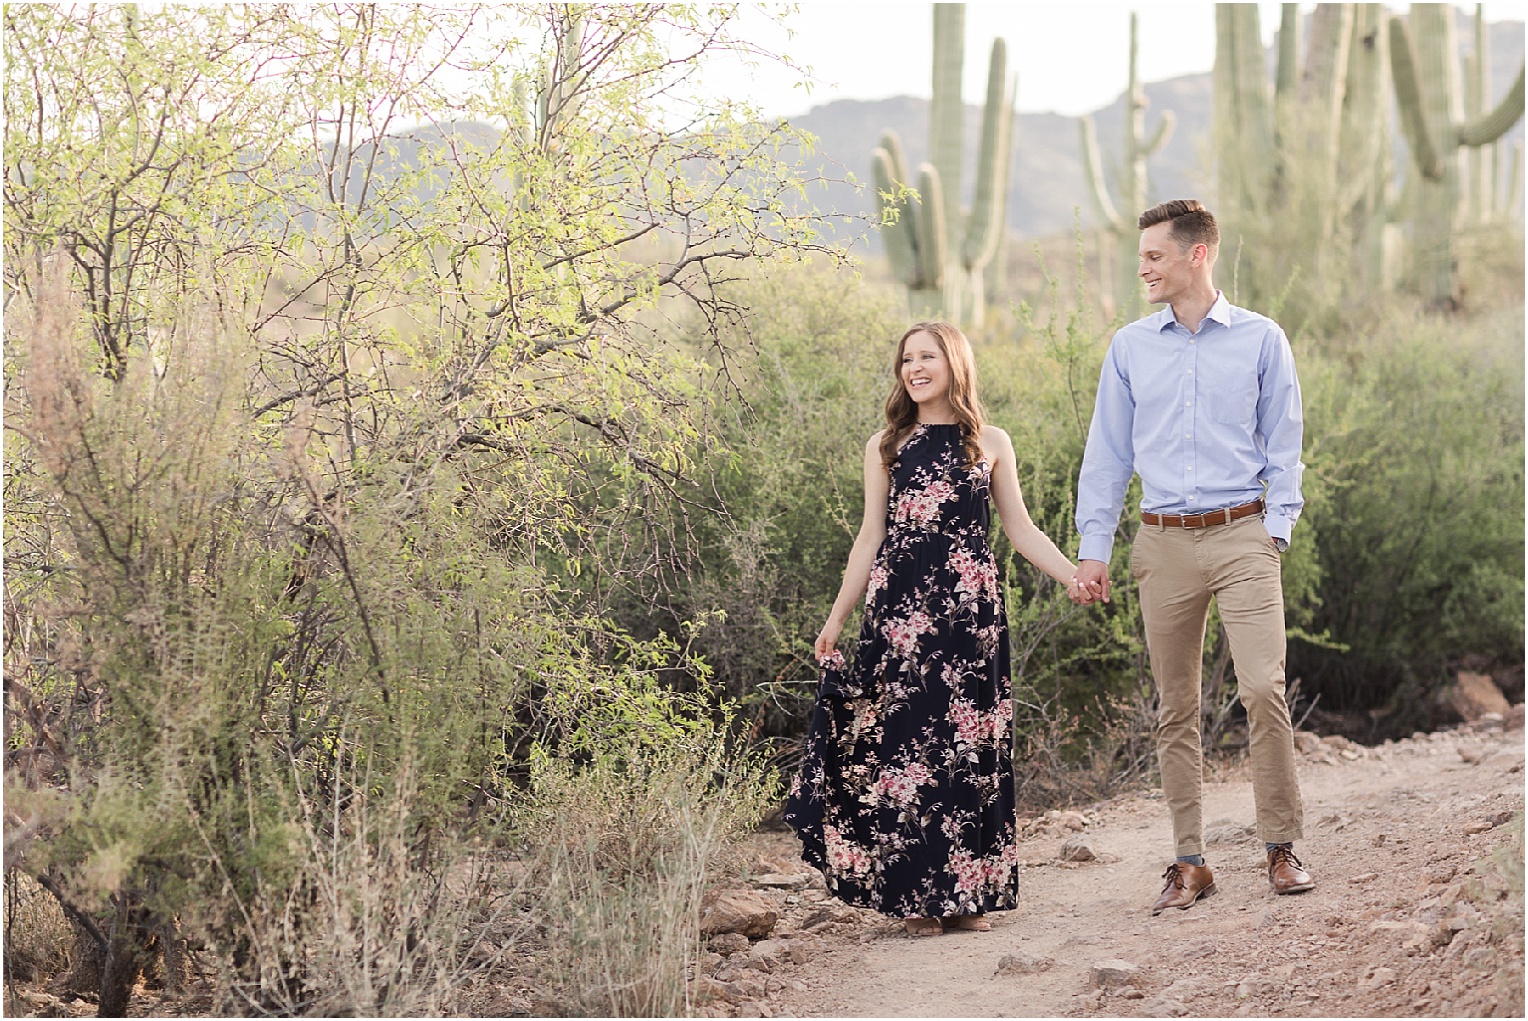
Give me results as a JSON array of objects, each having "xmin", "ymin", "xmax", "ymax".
[{"xmin": 783, "ymin": 200, "xmax": 1314, "ymax": 936}]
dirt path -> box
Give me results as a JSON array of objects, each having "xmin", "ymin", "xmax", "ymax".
[{"xmin": 701, "ymin": 718, "xmax": 1525, "ymax": 1019}]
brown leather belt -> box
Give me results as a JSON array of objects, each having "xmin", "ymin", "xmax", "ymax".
[{"xmin": 1141, "ymin": 499, "xmax": 1265, "ymax": 529}]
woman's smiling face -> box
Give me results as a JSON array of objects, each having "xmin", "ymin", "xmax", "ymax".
[{"xmin": 900, "ymin": 329, "xmax": 950, "ymax": 410}]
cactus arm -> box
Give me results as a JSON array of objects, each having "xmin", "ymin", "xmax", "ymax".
[
  {"xmin": 930, "ymin": 4, "xmax": 965, "ymax": 254},
  {"xmin": 1304, "ymin": 5, "xmax": 1355, "ymax": 186},
  {"xmin": 1143, "ymin": 110, "xmax": 1175, "ymax": 156},
  {"xmin": 915, "ymin": 162, "xmax": 948, "ymax": 291},
  {"xmin": 879, "ymin": 130, "xmax": 913, "ymax": 191},
  {"xmin": 1213, "ymin": 6, "xmax": 1241, "ymax": 204},
  {"xmin": 1389, "ymin": 15, "xmax": 1443, "ymax": 180},
  {"xmin": 962, "ymin": 38, "xmax": 1011, "ymax": 269},
  {"xmin": 1459, "ymin": 63, "xmax": 1525, "ymax": 147},
  {"xmin": 1503, "ymin": 141, "xmax": 1523, "ymax": 216},
  {"xmin": 872, "ymin": 146, "xmax": 922, "ymax": 286},
  {"xmin": 1231, "ymin": 4, "xmax": 1275, "ymax": 196},
  {"xmin": 1079, "ymin": 115, "xmax": 1124, "ymax": 232},
  {"xmin": 1275, "ymin": 4, "xmax": 1301, "ymax": 113}
]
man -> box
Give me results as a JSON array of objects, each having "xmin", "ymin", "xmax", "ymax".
[{"xmin": 1073, "ymin": 199, "xmax": 1314, "ymax": 914}]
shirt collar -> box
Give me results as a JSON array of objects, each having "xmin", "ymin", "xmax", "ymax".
[{"xmin": 1155, "ymin": 291, "xmax": 1233, "ymax": 332}]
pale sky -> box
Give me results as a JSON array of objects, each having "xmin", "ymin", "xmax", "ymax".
[{"xmin": 708, "ymin": 2, "xmax": 1528, "ymax": 119}]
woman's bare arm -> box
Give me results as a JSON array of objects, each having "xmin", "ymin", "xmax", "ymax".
[
  {"xmin": 983, "ymin": 425, "xmax": 1079, "ymax": 587},
  {"xmin": 815, "ymin": 433, "xmax": 891, "ymax": 660}
]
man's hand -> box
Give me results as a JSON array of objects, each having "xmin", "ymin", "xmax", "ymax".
[{"xmin": 1076, "ymin": 559, "xmax": 1112, "ymax": 604}]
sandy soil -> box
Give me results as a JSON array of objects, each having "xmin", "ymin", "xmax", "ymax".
[{"xmin": 701, "ymin": 718, "xmax": 1525, "ymax": 1019}]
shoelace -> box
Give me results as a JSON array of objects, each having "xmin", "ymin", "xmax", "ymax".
[
  {"xmin": 1269, "ymin": 846, "xmax": 1304, "ymax": 870},
  {"xmin": 1160, "ymin": 862, "xmax": 1186, "ymax": 889}
]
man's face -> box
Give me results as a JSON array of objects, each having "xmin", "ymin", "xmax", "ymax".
[{"xmin": 1138, "ymin": 221, "xmax": 1200, "ymax": 307}]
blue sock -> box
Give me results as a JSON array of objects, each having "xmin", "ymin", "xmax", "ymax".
[
  {"xmin": 1175, "ymin": 854, "xmax": 1205, "ymax": 866},
  {"xmin": 1266, "ymin": 842, "xmax": 1293, "ymax": 854}
]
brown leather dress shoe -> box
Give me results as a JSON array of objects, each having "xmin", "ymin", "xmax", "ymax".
[
  {"xmin": 1267, "ymin": 845, "xmax": 1315, "ymax": 894},
  {"xmin": 1151, "ymin": 861, "xmax": 1218, "ymax": 914}
]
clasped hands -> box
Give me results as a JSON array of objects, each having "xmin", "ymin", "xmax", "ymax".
[{"xmin": 1065, "ymin": 559, "xmax": 1111, "ymax": 605}]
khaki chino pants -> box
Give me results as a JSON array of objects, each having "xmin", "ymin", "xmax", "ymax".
[{"xmin": 1130, "ymin": 514, "xmax": 1304, "ymax": 856}]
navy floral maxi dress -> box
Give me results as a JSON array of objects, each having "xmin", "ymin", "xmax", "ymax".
[{"xmin": 783, "ymin": 423, "xmax": 1020, "ymax": 918}]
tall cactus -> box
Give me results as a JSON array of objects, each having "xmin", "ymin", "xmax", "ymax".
[
  {"xmin": 1338, "ymin": 4, "xmax": 1396, "ymax": 290},
  {"xmin": 1462, "ymin": 4, "xmax": 1521, "ymax": 223},
  {"xmin": 1214, "ymin": 4, "xmax": 1405, "ymax": 305},
  {"xmin": 1080, "ymin": 11, "xmax": 1175, "ymax": 319},
  {"xmin": 1390, "ymin": 3, "xmax": 1526, "ymax": 308},
  {"xmin": 871, "ymin": 3, "xmax": 1016, "ymax": 326}
]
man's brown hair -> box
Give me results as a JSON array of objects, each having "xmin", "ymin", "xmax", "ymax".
[{"xmin": 1138, "ymin": 199, "xmax": 1219, "ymax": 254}]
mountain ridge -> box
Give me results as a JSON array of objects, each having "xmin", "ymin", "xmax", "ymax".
[{"xmin": 784, "ymin": 18, "xmax": 1524, "ymax": 242}]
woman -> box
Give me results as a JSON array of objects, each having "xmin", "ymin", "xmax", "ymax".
[{"xmin": 783, "ymin": 321, "xmax": 1085, "ymax": 936}]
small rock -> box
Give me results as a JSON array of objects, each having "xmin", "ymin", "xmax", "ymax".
[
  {"xmin": 1145, "ymin": 998, "xmax": 1191, "ymax": 1017},
  {"xmin": 996, "ymin": 952, "xmax": 1054, "ymax": 976},
  {"xmin": 751, "ymin": 938, "xmax": 785, "ymax": 959},
  {"xmin": 1463, "ymin": 946, "xmax": 1496, "ymax": 969},
  {"xmin": 1442, "ymin": 671, "xmax": 1511, "ymax": 722},
  {"xmin": 1427, "ymin": 864, "xmax": 1458, "ymax": 884},
  {"xmin": 735, "ymin": 1000, "xmax": 770, "ymax": 1018},
  {"xmin": 707, "ymin": 932, "xmax": 751, "ymax": 956},
  {"xmin": 731, "ymin": 974, "xmax": 769, "ymax": 999},
  {"xmin": 1175, "ymin": 940, "xmax": 1218, "ymax": 961},
  {"xmin": 753, "ymin": 873, "xmax": 809, "ymax": 889},
  {"xmin": 1293, "ymin": 730, "xmax": 1322, "ymax": 753},
  {"xmin": 691, "ymin": 977, "xmax": 731, "ymax": 1004},
  {"xmin": 1364, "ymin": 967, "xmax": 1397, "ymax": 989},
  {"xmin": 1348, "ymin": 872, "xmax": 1379, "ymax": 884},
  {"xmin": 1204, "ymin": 819, "xmax": 1257, "ymax": 845},
  {"xmin": 1121, "ymin": 988, "xmax": 1146, "ymax": 999},
  {"xmin": 1090, "ymin": 959, "xmax": 1139, "ymax": 988},
  {"xmin": 700, "ymin": 889, "xmax": 779, "ymax": 939},
  {"xmin": 1235, "ymin": 977, "xmax": 1272, "ymax": 999},
  {"xmin": 1059, "ymin": 834, "xmax": 1096, "ymax": 862},
  {"xmin": 1463, "ymin": 820, "xmax": 1494, "ymax": 835}
]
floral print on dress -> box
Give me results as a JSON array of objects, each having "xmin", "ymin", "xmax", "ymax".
[{"xmin": 783, "ymin": 423, "xmax": 1019, "ymax": 919}]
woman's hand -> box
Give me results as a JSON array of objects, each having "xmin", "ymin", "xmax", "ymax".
[{"xmin": 814, "ymin": 618, "xmax": 843, "ymax": 661}]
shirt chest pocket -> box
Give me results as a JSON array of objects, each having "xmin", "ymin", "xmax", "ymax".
[{"xmin": 1204, "ymin": 381, "xmax": 1258, "ymax": 427}]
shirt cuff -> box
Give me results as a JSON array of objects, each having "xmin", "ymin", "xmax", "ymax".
[
  {"xmin": 1078, "ymin": 534, "xmax": 1116, "ymax": 564},
  {"xmin": 1264, "ymin": 514, "xmax": 1296, "ymax": 546}
]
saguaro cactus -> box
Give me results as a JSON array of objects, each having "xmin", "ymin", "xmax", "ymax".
[
  {"xmin": 1080, "ymin": 11, "xmax": 1176, "ymax": 318},
  {"xmin": 1390, "ymin": 3, "xmax": 1526, "ymax": 307},
  {"xmin": 1462, "ymin": 3, "xmax": 1522, "ymax": 224},
  {"xmin": 871, "ymin": 3, "xmax": 1016, "ymax": 326},
  {"xmin": 1213, "ymin": 4, "xmax": 1408, "ymax": 305},
  {"xmin": 1337, "ymin": 4, "xmax": 1396, "ymax": 289}
]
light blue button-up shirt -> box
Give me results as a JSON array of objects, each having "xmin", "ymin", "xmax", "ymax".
[{"xmin": 1075, "ymin": 292, "xmax": 1305, "ymax": 563}]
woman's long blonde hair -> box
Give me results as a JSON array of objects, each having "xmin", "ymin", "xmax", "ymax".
[{"xmin": 878, "ymin": 321, "xmax": 988, "ymax": 472}]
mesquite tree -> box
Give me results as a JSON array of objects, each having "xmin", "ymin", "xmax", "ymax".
[{"xmin": 4, "ymin": 4, "xmax": 830, "ymax": 1013}]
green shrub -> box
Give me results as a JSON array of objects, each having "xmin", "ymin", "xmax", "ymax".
[{"xmin": 1292, "ymin": 303, "xmax": 1525, "ymax": 721}]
